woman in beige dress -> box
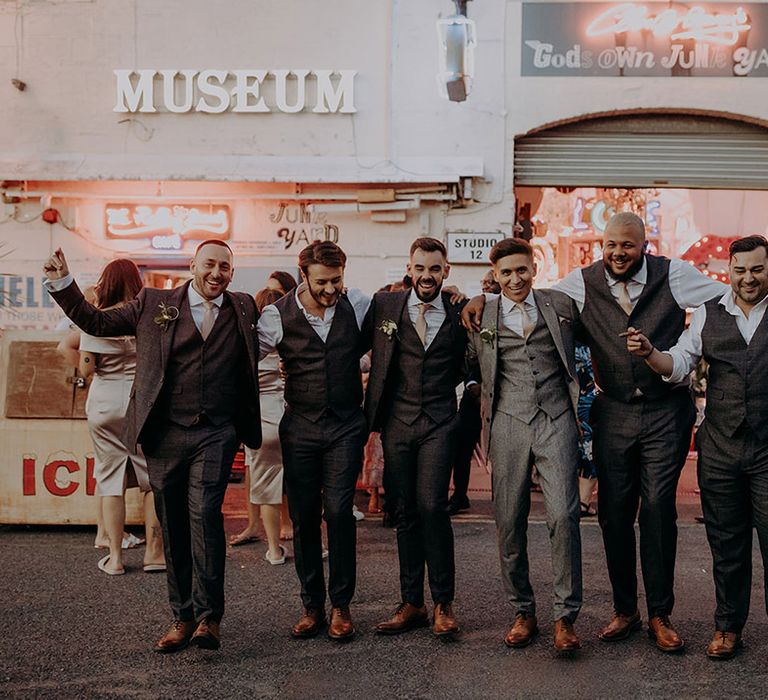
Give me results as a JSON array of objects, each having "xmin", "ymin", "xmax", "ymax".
[
  {"xmin": 58, "ymin": 259, "xmax": 164, "ymax": 575},
  {"xmin": 230, "ymin": 286, "xmax": 292, "ymax": 564}
]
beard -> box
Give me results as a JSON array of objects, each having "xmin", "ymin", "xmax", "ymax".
[
  {"xmin": 414, "ymin": 279, "xmax": 442, "ymax": 302},
  {"xmin": 605, "ymin": 256, "xmax": 644, "ymax": 282},
  {"xmin": 308, "ymin": 284, "xmax": 340, "ymax": 307}
]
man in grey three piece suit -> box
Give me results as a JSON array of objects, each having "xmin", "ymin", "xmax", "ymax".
[
  {"xmin": 466, "ymin": 237, "xmax": 583, "ymax": 652},
  {"xmin": 43, "ymin": 241, "xmax": 261, "ymax": 654}
]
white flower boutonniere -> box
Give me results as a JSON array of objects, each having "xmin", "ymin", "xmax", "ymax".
[
  {"xmin": 153, "ymin": 302, "xmax": 180, "ymax": 331},
  {"xmin": 378, "ymin": 319, "xmax": 399, "ymax": 341},
  {"xmin": 479, "ymin": 325, "xmax": 497, "ymax": 349}
]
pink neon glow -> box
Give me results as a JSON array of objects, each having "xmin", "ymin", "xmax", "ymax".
[{"xmin": 585, "ymin": 3, "xmax": 751, "ymax": 46}]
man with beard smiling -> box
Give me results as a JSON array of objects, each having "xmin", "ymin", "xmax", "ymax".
[
  {"xmin": 364, "ymin": 237, "xmax": 467, "ymax": 638},
  {"xmin": 626, "ymin": 235, "xmax": 768, "ymax": 660},
  {"xmin": 257, "ymin": 241, "xmax": 370, "ymax": 642},
  {"xmin": 462, "ymin": 212, "xmax": 725, "ymax": 651},
  {"xmin": 43, "ymin": 241, "xmax": 262, "ymax": 653}
]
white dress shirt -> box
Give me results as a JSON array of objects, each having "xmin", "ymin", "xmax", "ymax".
[
  {"xmin": 499, "ymin": 289, "xmax": 538, "ymax": 336},
  {"xmin": 187, "ymin": 283, "xmax": 223, "ymax": 333},
  {"xmin": 258, "ymin": 287, "xmax": 371, "ymax": 359},
  {"xmin": 406, "ymin": 289, "xmax": 447, "ymax": 349},
  {"xmin": 663, "ymin": 290, "xmax": 768, "ymax": 384},
  {"xmin": 553, "ymin": 257, "xmax": 727, "ymax": 311}
]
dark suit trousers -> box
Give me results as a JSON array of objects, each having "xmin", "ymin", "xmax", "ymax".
[
  {"xmin": 451, "ymin": 391, "xmax": 482, "ymax": 503},
  {"xmin": 381, "ymin": 413, "xmax": 458, "ymax": 606},
  {"xmin": 280, "ymin": 409, "xmax": 366, "ymax": 609},
  {"xmin": 593, "ymin": 389, "xmax": 695, "ymax": 618},
  {"xmin": 697, "ymin": 420, "xmax": 768, "ymax": 633},
  {"xmin": 144, "ymin": 421, "xmax": 239, "ymax": 623}
]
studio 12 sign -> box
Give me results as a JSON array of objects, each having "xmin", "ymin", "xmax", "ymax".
[{"xmin": 522, "ymin": 2, "xmax": 768, "ymax": 77}]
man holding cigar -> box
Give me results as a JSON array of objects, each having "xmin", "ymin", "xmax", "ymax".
[
  {"xmin": 627, "ymin": 235, "xmax": 768, "ymax": 659},
  {"xmin": 463, "ymin": 212, "xmax": 724, "ymax": 650}
]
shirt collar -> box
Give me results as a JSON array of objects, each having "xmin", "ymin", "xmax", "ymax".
[
  {"xmin": 408, "ymin": 288, "xmax": 443, "ymax": 309},
  {"xmin": 720, "ymin": 288, "xmax": 768, "ymax": 317},
  {"xmin": 500, "ymin": 288, "xmax": 536, "ymax": 314},
  {"xmin": 605, "ymin": 257, "xmax": 647, "ymax": 287},
  {"xmin": 188, "ymin": 283, "xmax": 223, "ymax": 308},
  {"xmin": 295, "ymin": 287, "xmax": 333, "ymax": 321}
]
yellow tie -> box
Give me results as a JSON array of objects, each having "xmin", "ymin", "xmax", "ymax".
[
  {"xmin": 201, "ymin": 300, "xmax": 216, "ymax": 340},
  {"xmin": 517, "ymin": 302, "xmax": 535, "ymax": 339},
  {"xmin": 414, "ymin": 302, "xmax": 429, "ymax": 347},
  {"xmin": 617, "ymin": 281, "xmax": 633, "ymax": 316}
]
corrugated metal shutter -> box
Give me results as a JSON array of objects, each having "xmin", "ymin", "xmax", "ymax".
[{"xmin": 515, "ymin": 121, "xmax": 768, "ymax": 190}]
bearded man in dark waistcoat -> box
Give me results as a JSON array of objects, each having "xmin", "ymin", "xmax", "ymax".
[
  {"xmin": 43, "ymin": 241, "xmax": 262, "ymax": 654},
  {"xmin": 627, "ymin": 235, "xmax": 768, "ymax": 660},
  {"xmin": 462, "ymin": 212, "xmax": 725, "ymax": 651},
  {"xmin": 363, "ymin": 237, "xmax": 467, "ymax": 638},
  {"xmin": 257, "ymin": 241, "xmax": 370, "ymax": 642},
  {"xmin": 467, "ymin": 237, "xmax": 583, "ymax": 652}
]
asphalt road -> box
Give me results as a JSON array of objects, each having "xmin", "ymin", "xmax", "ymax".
[{"xmin": 1, "ymin": 509, "xmax": 767, "ymax": 699}]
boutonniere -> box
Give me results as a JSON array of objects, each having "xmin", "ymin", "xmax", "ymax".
[
  {"xmin": 378, "ymin": 319, "xmax": 399, "ymax": 341},
  {"xmin": 153, "ymin": 302, "xmax": 180, "ymax": 331},
  {"xmin": 479, "ymin": 326, "xmax": 497, "ymax": 348}
]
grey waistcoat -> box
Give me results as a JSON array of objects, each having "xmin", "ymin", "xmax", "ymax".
[
  {"xmin": 701, "ymin": 298, "xmax": 768, "ymax": 440},
  {"xmin": 495, "ymin": 313, "xmax": 571, "ymax": 424}
]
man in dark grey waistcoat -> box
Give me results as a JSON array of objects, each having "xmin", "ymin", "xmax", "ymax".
[
  {"xmin": 363, "ymin": 237, "xmax": 466, "ymax": 638},
  {"xmin": 43, "ymin": 241, "xmax": 262, "ymax": 654},
  {"xmin": 462, "ymin": 213, "xmax": 724, "ymax": 651},
  {"xmin": 466, "ymin": 237, "xmax": 583, "ymax": 652},
  {"xmin": 258, "ymin": 241, "xmax": 369, "ymax": 642},
  {"xmin": 628, "ymin": 235, "xmax": 768, "ymax": 660}
]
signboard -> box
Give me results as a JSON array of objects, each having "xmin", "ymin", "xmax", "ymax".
[
  {"xmin": 105, "ymin": 204, "xmax": 231, "ymax": 251},
  {"xmin": 446, "ymin": 232, "xmax": 506, "ymax": 263},
  {"xmin": 521, "ymin": 2, "xmax": 768, "ymax": 77}
]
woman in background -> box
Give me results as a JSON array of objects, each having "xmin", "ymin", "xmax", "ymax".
[
  {"xmin": 266, "ymin": 270, "xmax": 297, "ymax": 295},
  {"xmin": 230, "ymin": 286, "xmax": 292, "ymax": 563},
  {"xmin": 58, "ymin": 259, "xmax": 165, "ymax": 574}
]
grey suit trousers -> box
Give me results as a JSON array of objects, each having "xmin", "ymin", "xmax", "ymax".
[{"xmin": 490, "ymin": 409, "xmax": 583, "ymax": 622}]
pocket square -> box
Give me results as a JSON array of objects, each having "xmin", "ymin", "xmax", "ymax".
[{"xmin": 558, "ymin": 316, "xmax": 571, "ymax": 325}]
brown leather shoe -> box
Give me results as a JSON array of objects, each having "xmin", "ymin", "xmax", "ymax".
[
  {"xmin": 375, "ymin": 603, "xmax": 429, "ymax": 635},
  {"xmin": 153, "ymin": 619, "xmax": 196, "ymax": 654},
  {"xmin": 504, "ymin": 612, "xmax": 538, "ymax": 648},
  {"xmin": 554, "ymin": 618, "xmax": 581, "ymax": 652},
  {"xmin": 291, "ymin": 607, "xmax": 326, "ymax": 638},
  {"xmin": 648, "ymin": 615, "xmax": 684, "ymax": 652},
  {"xmin": 190, "ymin": 617, "xmax": 221, "ymax": 650},
  {"xmin": 598, "ymin": 611, "xmax": 642, "ymax": 642},
  {"xmin": 432, "ymin": 602, "xmax": 460, "ymax": 637},
  {"xmin": 328, "ymin": 606, "xmax": 355, "ymax": 641},
  {"xmin": 706, "ymin": 630, "xmax": 742, "ymax": 660}
]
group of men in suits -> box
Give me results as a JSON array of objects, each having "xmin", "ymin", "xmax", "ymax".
[{"xmin": 42, "ymin": 213, "xmax": 768, "ymax": 660}]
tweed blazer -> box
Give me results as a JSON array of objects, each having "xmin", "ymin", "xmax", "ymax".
[{"xmin": 50, "ymin": 279, "xmax": 262, "ymax": 451}]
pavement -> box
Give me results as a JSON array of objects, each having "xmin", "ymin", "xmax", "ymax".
[{"xmin": 2, "ymin": 476, "xmax": 768, "ymax": 699}]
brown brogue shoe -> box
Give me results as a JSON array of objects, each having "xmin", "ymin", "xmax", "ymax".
[
  {"xmin": 153, "ymin": 619, "xmax": 196, "ymax": 654},
  {"xmin": 291, "ymin": 607, "xmax": 326, "ymax": 639},
  {"xmin": 190, "ymin": 617, "xmax": 221, "ymax": 650},
  {"xmin": 598, "ymin": 611, "xmax": 642, "ymax": 642},
  {"xmin": 504, "ymin": 613, "xmax": 539, "ymax": 648},
  {"xmin": 648, "ymin": 615, "xmax": 684, "ymax": 652},
  {"xmin": 375, "ymin": 603, "xmax": 429, "ymax": 635},
  {"xmin": 328, "ymin": 606, "xmax": 355, "ymax": 641},
  {"xmin": 554, "ymin": 618, "xmax": 581, "ymax": 652},
  {"xmin": 706, "ymin": 631, "xmax": 742, "ymax": 660},
  {"xmin": 432, "ymin": 603, "xmax": 460, "ymax": 637}
]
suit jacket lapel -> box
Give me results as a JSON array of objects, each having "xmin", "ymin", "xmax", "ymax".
[
  {"xmin": 159, "ymin": 282, "xmax": 188, "ymax": 374},
  {"xmin": 535, "ymin": 289, "xmax": 570, "ymax": 375},
  {"xmin": 381, "ymin": 291, "xmax": 409, "ymax": 369},
  {"xmin": 227, "ymin": 290, "xmax": 258, "ymax": 376},
  {"xmin": 479, "ymin": 296, "xmax": 500, "ymax": 383}
]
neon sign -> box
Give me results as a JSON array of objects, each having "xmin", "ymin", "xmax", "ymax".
[
  {"xmin": 586, "ymin": 4, "xmax": 751, "ymax": 46},
  {"xmin": 105, "ymin": 204, "xmax": 231, "ymax": 250}
]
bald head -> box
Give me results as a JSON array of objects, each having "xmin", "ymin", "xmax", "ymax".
[{"xmin": 603, "ymin": 212, "xmax": 646, "ymax": 280}]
